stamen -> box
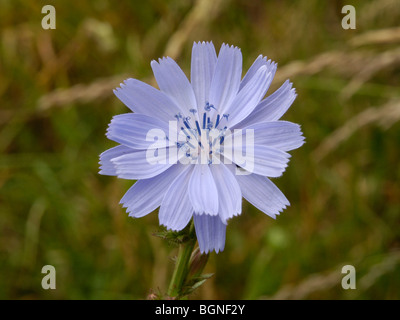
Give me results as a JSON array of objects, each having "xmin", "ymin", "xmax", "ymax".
[
  {"xmin": 215, "ymin": 114, "xmax": 221, "ymax": 128},
  {"xmin": 186, "ymin": 140, "xmax": 195, "ymax": 149},
  {"xmin": 176, "ymin": 110, "xmax": 229, "ymax": 165},
  {"xmin": 212, "ymin": 131, "xmax": 224, "ymax": 146},
  {"xmin": 195, "ymin": 120, "xmax": 201, "ymax": 135},
  {"xmin": 219, "ymin": 127, "xmax": 227, "ymax": 145},
  {"xmin": 181, "ymin": 126, "xmax": 193, "ymax": 142},
  {"xmin": 183, "ymin": 119, "xmax": 191, "ymax": 130},
  {"xmin": 204, "ymin": 102, "xmax": 216, "ymax": 111},
  {"xmin": 175, "ymin": 112, "xmax": 183, "ymax": 120}
]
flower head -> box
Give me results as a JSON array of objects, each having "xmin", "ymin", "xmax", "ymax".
[{"xmin": 100, "ymin": 41, "xmax": 305, "ymax": 253}]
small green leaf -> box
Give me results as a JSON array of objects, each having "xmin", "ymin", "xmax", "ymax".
[{"xmin": 153, "ymin": 225, "xmax": 194, "ymax": 246}]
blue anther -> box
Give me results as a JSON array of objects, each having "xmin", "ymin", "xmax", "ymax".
[
  {"xmin": 175, "ymin": 112, "xmax": 183, "ymax": 120},
  {"xmin": 195, "ymin": 120, "xmax": 201, "ymax": 135},
  {"xmin": 183, "ymin": 119, "xmax": 191, "ymax": 130},
  {"xmin": 215, "ymin": 114, "xmax": 221, "ymax": 128},
  {"xmin": 204, "ymin": 102, "xmax": 216, "ymax": 111}
]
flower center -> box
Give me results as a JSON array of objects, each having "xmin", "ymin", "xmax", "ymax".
[{"xmin": 174, "ymin": 102, "xmax": 229, "ymax": 164}]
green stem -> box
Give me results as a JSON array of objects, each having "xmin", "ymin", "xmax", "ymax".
[{"xmin": 167, "ymin": 221, "xmax": 196, "ymax": 298}]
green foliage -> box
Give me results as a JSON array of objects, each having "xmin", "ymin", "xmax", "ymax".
[{"xmin": 153, "ymin": 225, "xmax": 194, "ymax": 247}]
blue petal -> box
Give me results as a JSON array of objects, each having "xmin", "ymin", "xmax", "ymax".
[
  {"xmin": 191, "ymin": 41, "xmax": 217, "ymax": 112},
  {"xmin": 224, "ymin": 144, "xmax": 291, "ymax": 177},
  {"xmin": 159, "ymin": 165, "xmax": 194, "ymax": 231},
  {"xmin": 114, "ymin": 78, "xmax": 182, "ymax": 123},
  {"xmin": 234, "ymin": 80, "xmax": 296, "ymax": 128},
  {"xmin": 106, "ymin": 113, "xmax": 170, "ymax": 150},
  {"xmin": 235, "ymin": 173, "xmax": 290, "ymax": 219},
  {"xmin": 111, "ymin": 149, "xmax": 174, "ymax": 180},
  {"xmin": 188, "ymin": 164, "xmax": 219, "ymax": 216},
  {"xmin": 208, "ymin": 44, "xmax": 242, "ymax": 116},
  {"xmin": 240, "ymin": 55, "xmax": 277, "ymax": 91},
  {"xmin": 193, "ymin": 214, "xmax": 226, "ymax": 254},
  {"xmin": 151, "ymin": 57, "xmax": 198, "ymax": 116},
  {"xmin": 238, "ymin": 121, "xmax": 305, "ymax": 152},
  {"xmin": 99, "ymin": 145, "xmax": 134, "ymax": 176},
  {"xmin": 210, "ymin": 164, "xmax": 242, "ymax": 224},
  {"xmin": 225, "ymin": 65, "xmax": 274, "ymax": 127},
  {"xmin": 120, "ymin": 164, "xmax": 184, "ymax": 218}
]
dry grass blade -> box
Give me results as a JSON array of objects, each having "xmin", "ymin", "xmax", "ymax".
[
  {"xmin": 313, "ymin": 100, "xmax": 400, "ymax": 162},
  {"xmin": 164, "ymin": 0, "xmax": 228, "ymax": 60},
  {"xmin": 37, "ymin": 75, "xmax": 130, "ymax": 110},
  {"xmin": 350, "ymin": 27, "xmax": 400, "ymax": 47},
  {"xmin": 262, "ymin": 251, "xmax": 400, "ymax": 300},
  {"xmin": 274, "ymin": 47, "xmax": 400, "ymax": 89},
  {"xmin": 262, "ymin": 268, "xmax": 342, "ymax": 300},
  {"xmin": 359, "ymin": 251, "xmax": 400, "ymax": 291},
  {"xmin": 340, "ymin": 47, "xmax": 400, "ymax": 100},
  {"xmin": 37, "ymin": 0, "xmax": 228, "ymax": 111},
  {"xmin": 360, "ymin": 0, "xmax": 400, "ymax": 26}
]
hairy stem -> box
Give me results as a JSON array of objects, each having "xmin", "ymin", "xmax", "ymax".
[{"xmin": 167, "ymin": 221, "xmax": 196, "ymax": 298}]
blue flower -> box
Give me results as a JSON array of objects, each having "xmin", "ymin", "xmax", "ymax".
[{"xmin": 99, "ymin": 41, "xmax": 305, "ymax": 253}]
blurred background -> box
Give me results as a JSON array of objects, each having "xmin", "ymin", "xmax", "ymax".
[{"xmin": 1, "ymin": 0, "xmax": 400, "ymax": 299}]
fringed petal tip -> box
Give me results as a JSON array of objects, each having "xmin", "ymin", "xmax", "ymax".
[
  {"xmin": 193, "ymin": 40, "xmax": 215, "ymax": 47},
  {"xmin": 194, "ymin": 214, "xmax": 226, "ymax": 254}
]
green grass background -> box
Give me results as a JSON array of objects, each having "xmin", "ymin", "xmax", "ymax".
[{"xmin": 1, "ymin": 0, "xmax": 399, "ymax": 299}]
